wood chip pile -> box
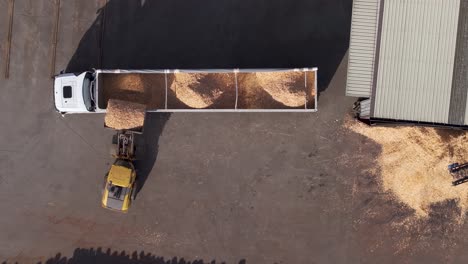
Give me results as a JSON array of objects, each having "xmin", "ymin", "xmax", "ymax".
[
  {"xmin": 169, "ymin": 73, "xmax": 235, "ymax": 109},
  {"xmin": 237, "ymin": 72, "xmax": 311, "ymax": 109},
  {"xmin": 236, "ymin": 73, "xmax": 277, "ymax": 109},
  {"xmin": 100, "ymin": 73, "xmax": 165, "ymax": 109},
  {"xmin": 255, "ymin": 72, "xmax": 306, "ymax": 107},
  {"xmin": 105, "ymin": 99, "xmax": 146, "ymax": 131},
  {"xmin": 347, "ymin": 120, "xmax": 468, "ymax": 218},
  {"xmin": 306, "ymin": 71, "xmax": 316, "ymax": 98}
]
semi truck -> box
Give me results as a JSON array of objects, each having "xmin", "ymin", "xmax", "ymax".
[{"xmin": 54, "ymin": 68, "xmax": 317, "ymax": 113}]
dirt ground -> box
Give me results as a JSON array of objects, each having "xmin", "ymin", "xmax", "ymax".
[{"xmin": 2, "ymin": 0, "xmax": 468, "ymax": 264}]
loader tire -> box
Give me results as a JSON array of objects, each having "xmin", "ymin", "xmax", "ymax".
[
  {"xmin": 131, "ymin": 181, "xmax": 138, "ymax": 200},
  {"xmin": 112, "ymin": 134, "xmax": 118, "ymax": 145}
]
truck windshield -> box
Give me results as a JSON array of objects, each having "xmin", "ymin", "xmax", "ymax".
[{"xmin": 82, "ymin": 73, "xmax": 95, "ymax": 111}]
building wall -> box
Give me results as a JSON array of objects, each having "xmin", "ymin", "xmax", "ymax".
[{"xmin": 345, "ymin": 0, "xmax": 381, "ymax": 98}]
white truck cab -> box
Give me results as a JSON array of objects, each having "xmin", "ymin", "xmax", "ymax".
[{"xmin": 54, "ymin": 71, "xmax": 96, "ymax": 114}]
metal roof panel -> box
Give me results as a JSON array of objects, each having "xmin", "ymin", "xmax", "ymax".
[{"xmin": 373, "ymin": 0, "xmax": 460, "ymax": 124}]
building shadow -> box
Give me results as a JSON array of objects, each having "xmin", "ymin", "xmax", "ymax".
[
  {"xmin": 65, "ymin": 0, "xmax": 352, "ymax": 95},
  {"xmin": 1, "ymin": 247, "xmax": 246, "ymax": 264},
  {"xmin": 133, "ymin": 113, "xmax": 171, "ymax": 197}
]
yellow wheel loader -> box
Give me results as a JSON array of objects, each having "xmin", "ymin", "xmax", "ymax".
[
  {"xmin": 101, "ymin": 99, "xmax": 146, "ymax": 212},
  {"xmin": 101, "ymin": 131, "xmax": 139, "ymax": 212}
]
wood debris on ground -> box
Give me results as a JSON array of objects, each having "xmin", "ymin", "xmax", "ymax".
[{"xmin": 346, "ymin": 119, "xmax": 468, "ymax": 218}]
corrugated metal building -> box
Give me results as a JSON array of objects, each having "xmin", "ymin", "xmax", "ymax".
[{"xmin": 346, "ymin": 0, "xmax": 468, "ymax": 128}]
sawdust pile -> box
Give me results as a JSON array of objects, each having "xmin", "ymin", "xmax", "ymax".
[
  {"xmin": 100, "ymin": 73, "xmax": 165, "ymax": 109},
  {"xmin": 169, "ymin": 73, "xmax": 235, "ymax": 109},
  {"xmin": 306, "ymin": 71, "xmax": 316, "ymax": 109},
  {"xmin": 347, "ymin": 120, "xmax": 468, "ymax": 218},
  {"xmin": 111, "ymin": 74, "xmax": 143, "ymax": 92},
  {"xmin": 255, "ymin": 72, "xmax": 306, "ymax": 107},
  {"xmin": 105, "ymin": 99, "xmax": 146, "ymax": 131},
  {"xmin": 306, "ymin": 71, "xmax": 316, "ymax": 98}
]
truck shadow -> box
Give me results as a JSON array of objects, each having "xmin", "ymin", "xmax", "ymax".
[
  {"xmin": 65, "ymin": 0, "xmax": 352, "ymax": 96},
  {"xmin": 133, "ymin": 113, "xmax": 171, "ymax": 196},
  {"xmin": 1, "ymin": 247, "xmax": 246, "ymax": 264}
]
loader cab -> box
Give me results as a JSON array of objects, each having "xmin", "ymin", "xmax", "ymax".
[{"xmin": 54, "ymin": 71, "xmax": 96, "ymax": 114}]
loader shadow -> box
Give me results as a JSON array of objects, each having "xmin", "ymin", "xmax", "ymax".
[
  {"xmin": 133, "ymin": 113, "xmax": 171, "ymax": 196},
  {"xmin": 1, "ymin": 247, "xmax": 246, "ymax": 264},
  {"xmin": 65, "ymin": 0, "xmax": 352, "ymax": 96}
]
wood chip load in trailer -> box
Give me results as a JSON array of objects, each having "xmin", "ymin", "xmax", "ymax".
[{"xmin": 97, "ymin": 69, "xmax": 317, "ymax": 112}]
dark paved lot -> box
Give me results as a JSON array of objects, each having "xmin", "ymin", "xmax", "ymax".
[{"xmin": 1, "ymin": 0, "xmax": 468, "ymax": 263}]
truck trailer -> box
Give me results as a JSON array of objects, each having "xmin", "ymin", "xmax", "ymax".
[{"xmin": 54, "ymin": 68, "xmax": 317, "ymax": 113}]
